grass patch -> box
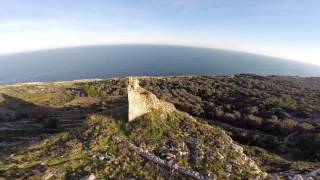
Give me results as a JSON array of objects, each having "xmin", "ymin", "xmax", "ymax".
[{"xmin": 125, "ymin": 110, "xmax": 181, "ymax": 146}]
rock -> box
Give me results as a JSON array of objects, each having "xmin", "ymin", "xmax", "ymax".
[
  {"xmin": 215, "ymin": 152, "xmax": 224, "ymax": 160},
  {"xmin": 84, "ymin": 166, "xmax": 92, "ymax": 172},
  {"xmin": 270, "ymin": 174, "xmax": 280, "ymax": 180},
  {"xmin": 217, "ymin": 144, "xmax": 225, "ymax": 150},
  {"xmin": 292, "ymin": 174, "xmax": 304, "ymax": 180},
  {"xmin": 232, "ymin": 144, "xmax": 243, "ymax": 153},
  {"xmin": 92, "ymin": 152, "xmax": 111, "ymax": 161},
  {"xmin": 307, "ymin": 169, "xmax": 320, "ymax": 178},
  {"xmin": 98, "ymin": 154, "xmax": 105, "ymax": 161},
  {"xmin": 80, "ymin": 174, "xmax": 96, "ymax": 180},
  {"xmin": 305, "ymin": 177, "xmax": 314, "ymax": 180},
  {"xmin": 161, "ymin": 152, "xmax": 176, "ymax": 161},
  {"xmin": 288, "ymin": 175, "xmax": 294, "ymax": 179},
  {"xmin": 44, "ymin": 172, "xmax": 55, "ymax": 180},
  {"xmin": 159, "ymin": 112, "xmax": 167, "ymax": 120},
  {"xmin": 105, "ymin": 153, "xmax": 113, "ymax": 160},
  {"xmin": 226, "ymin": 164, "xmax": 233, "ymax": 172},
  {"xmin": 225, "ymin": 173, "xmax": 231, "ymax": 178},
  {"xmin": 178, "ymin": 151, "xmax": 188, "ymax": 156}
]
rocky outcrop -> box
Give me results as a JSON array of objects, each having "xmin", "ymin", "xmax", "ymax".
[{"xmin": 127, "ymin": 77, "xmax": 175, "ymax": 122}]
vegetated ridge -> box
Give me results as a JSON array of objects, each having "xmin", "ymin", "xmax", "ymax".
[{"xmin": 0, "ymin": 75, "xmax": 319, "ymax": 179}]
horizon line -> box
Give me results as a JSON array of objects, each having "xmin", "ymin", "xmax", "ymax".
[{"xmin": 0, "ymin": 43, "xmax": 319, "ymax": 67}]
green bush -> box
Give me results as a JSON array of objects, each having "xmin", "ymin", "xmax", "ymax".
[
  {"xmin": 245, "ymin": 114, "xmax": 263, "ymax": 129},
  {"xmin": 295, "ymin": 133, "xmax": 320, "ymax": 160},
  {"xmin": 295, "ymin": 110, "xmax": 312, "ymax": 118},
  {"xmin": 280, "ymin": 119, "xmax": 297, "ymax": 134},
  {"xmin": 84, "ymin": 85, "xmax": 98, "ymax": 97}
]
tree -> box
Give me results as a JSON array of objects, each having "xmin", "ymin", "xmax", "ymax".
[
  {"xmin": 295, "ymin": 110, "xmax": 312, "ymax": 119},
  {"xmin": 262, "ymin": 116, "xmax": 280, "ymax": 134},
  {"xmin": 280, "ymin": 119, "xmax": 297, "ymax": 134},
  {"xmin": 245, "ymin": 114, "xmax": 263, "ymax": 129},
  {"xmin": 276, "ymin": 111, "xmax": 291, "ymax": 119},
  {"xmin": 246, "ymin": 106, "xmax": 259, "ymax": 115},
  {"xmin": 84, "ymin": 85, "xmax": 98, "ymax": 97},
  {"xmin": 214, "ymin": 108, "xmax": 225, "ymax": 120}
]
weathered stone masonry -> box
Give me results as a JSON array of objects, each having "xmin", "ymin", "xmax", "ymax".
[{"xmin": 127, "ymin": 77, "xmax": 175, "ymax": 122}]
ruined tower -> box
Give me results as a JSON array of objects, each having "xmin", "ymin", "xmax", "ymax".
[{"xmin": 127, "ymin": 77, "xmax": 175, "ymax": 122}]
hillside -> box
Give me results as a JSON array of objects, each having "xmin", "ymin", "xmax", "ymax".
[
  {"xmin": 0, "ymin": 76, "xmax": 319, "ymax": 179},
  {"xmin": 140, "ymin": 75, "xmax": 320, "ymax": 160}
]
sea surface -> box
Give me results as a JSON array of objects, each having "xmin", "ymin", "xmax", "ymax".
[{"xmin": 0, "ymin": 45, "xmax": 319, "ymax": 85}]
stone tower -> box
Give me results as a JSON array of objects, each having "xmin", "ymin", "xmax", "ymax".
[{"xmin": 127, "ymin": 77, "xmax": 175, "ymax": 122}]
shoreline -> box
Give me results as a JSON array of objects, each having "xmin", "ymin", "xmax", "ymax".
[
  {"xmin": 0, "ymin": 75, "xmax": 212, "ymax": 88},
  {"xmin": 1, "ymin": 74, "xmax": 318, "ymax": 89}
]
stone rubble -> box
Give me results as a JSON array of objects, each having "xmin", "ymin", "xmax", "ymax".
[
  {"xmin": 275, "ymin": 168, "xmax": 320, "ymax": 180},
  {"xmin": 80, "ymin": 174, "xmax": 96, "ymax": 180},
  {"xmin": 112, "ymin": 135, "xmax": 213, "ymax": 180}
]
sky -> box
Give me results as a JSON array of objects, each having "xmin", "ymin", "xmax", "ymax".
[{"xmin": 0, "ymin": 0, "xmax": 319, "ymax": 65}]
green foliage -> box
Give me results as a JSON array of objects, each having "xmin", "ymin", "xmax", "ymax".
[
  {"xmin": 1, "ymin": 75, "xmax": 320, "ymax": 178},
  {"xmin": 242, "ymin": 145, "xmax": 318, "ymax": 173},
  {"xmin": 279, "ymin": 118, "xmax": 297, "ymax": 134},
  {"xmin": 245, "ymin": 114, "xmax": 263, "ymax": 129},
  {"xmin": 141, "ymin": 76, "xmax": 319, "ymax": 135},
  {"xmin": 295, "ymin": 133, "xmax": 320, "ymax": 159},
  {"xmin": 295, "ymin": 110, "xmax": 312, "ymax": 118},
  {"xmin": 0, "ymin": 107, "xmax": 266, "ymax": 179},
  {"xmin": 246, "ymin": 106, "xmax": 259, "ymax": 115},
  {"xmin": 84, "ymin": 85, "xmax": 98, "ymax": 97},
  {"xmin": 83, "ymin": 79, "xmax": 128, "ymax": 97},
  {"xmin": 125, "ymin": 110, "xmax": 180, "ymax": 145},
  {"xmin": 140, "ymin": 75, "xmax": 320, "ymax": 160}
]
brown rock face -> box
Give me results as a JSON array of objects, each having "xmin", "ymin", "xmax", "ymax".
[{"xmin": 127, "ymin": 77, "xmax": 175, "ymax": 122}]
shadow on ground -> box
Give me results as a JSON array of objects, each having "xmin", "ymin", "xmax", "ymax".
[{"xmin": 0, "ymin": 94, "xmax": 127, "ymax": 157}]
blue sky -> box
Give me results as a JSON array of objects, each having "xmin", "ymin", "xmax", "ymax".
[{"xmin": 0, "ymin": 0, "xmax": 319, "ymax": 65}]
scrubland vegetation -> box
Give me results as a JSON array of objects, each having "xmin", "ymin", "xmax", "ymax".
[
  {"xmin": 0, "ymin": 98, "xmax": 263, "ymax": 179},
  {"xmin": 0, "ymin": 75, "xmax": 319, "ymax": 179},
  {"xmin": 139, "ymin": 75, "xmax": 320, "ymax": 161}
]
